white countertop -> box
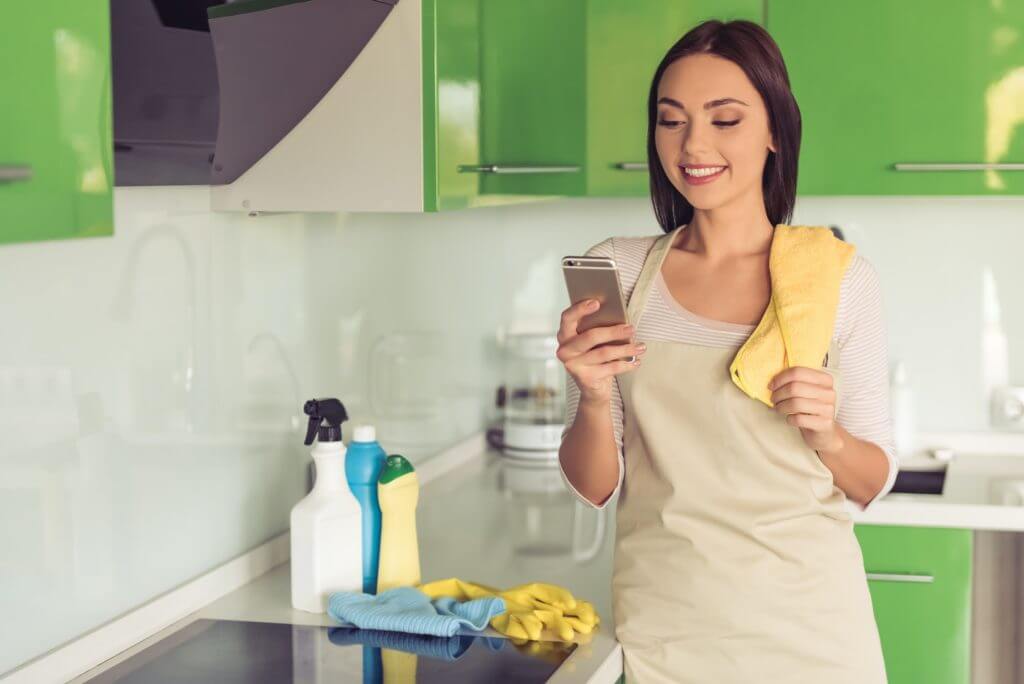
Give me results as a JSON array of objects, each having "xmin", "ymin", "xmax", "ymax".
[
  {"xmin": 851, "ymin": 442, "xmax": 1024, "ymax": 531},
  {"xmin": 190, "ymin": 445, "xmax": 625, "ymax": 683},
  {"xmin": 66, "ymin": 442, "xmax": 623, "ymax": 684}
]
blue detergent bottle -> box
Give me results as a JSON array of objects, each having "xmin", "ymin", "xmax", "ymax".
[{"xmin": 345, "ymin": 424, "xmax": 388, "ymax": 594}]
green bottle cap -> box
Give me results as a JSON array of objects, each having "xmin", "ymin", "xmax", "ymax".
[{"xmin": 378, "ymin": 454, "xmax": 415, "ymax": 484}]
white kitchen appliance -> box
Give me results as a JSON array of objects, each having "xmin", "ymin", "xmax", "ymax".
[{"xmin": 495, "ymin": 332, "xmax": 565, "ymax": 459}]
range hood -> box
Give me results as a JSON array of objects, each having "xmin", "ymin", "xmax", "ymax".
[{"xmin": 207, "ymin": 0, "xmax": 424, "ymax": 212}]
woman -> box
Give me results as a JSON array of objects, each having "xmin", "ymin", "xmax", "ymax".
[{"xmin": 557, "ymin": 20, "xmax": 894, "ymax": 683}]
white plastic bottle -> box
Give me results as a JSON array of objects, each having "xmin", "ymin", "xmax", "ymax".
[
  {"xmin": 291, "ymin": 398, "xmax": 363, "ymax": 613},
  {"xmin": 890, "ymin": 361, "xmax": 916, "ymax": 458},
  {"xmin": 981, "ymin": 267, "xmax": 1009, "ymax": 423}
]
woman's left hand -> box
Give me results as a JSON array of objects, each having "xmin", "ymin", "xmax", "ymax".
[{"xmin": 768, "ymin": 367, "xmax": 843, "ymax": 454}]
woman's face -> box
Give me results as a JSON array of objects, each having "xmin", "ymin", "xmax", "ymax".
[{"xmin": 654, "ymin": 53, "xmax": 776, "ymax": 214}]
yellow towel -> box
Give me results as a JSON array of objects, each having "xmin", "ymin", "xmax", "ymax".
[{"xmin": 729, "ymin": 224, "xmax": 855, "ymax": 407}]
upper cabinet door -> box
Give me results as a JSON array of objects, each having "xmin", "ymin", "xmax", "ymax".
[
  {"xmin": 424, "ymin": 0, "xmax": 483, "ymax": 211},
  {"xmin": 585, "ymin": 0, "xmax": 764, "ymax": 197},
  {"xmin": 475, "ymin": 0, "xmax": 588, "ymax": 199},
  {"xmin": 0, "ymin": 0, "xmax": 114, "ymax": 245},
  {"xmin": 769, "ymin": 0, "xmax": 1024, "ymax": 195}
]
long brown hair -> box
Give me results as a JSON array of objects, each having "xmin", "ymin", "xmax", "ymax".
[{"xmin": 647, "ymin": 20, "xmax": 801, "ymax": 232}]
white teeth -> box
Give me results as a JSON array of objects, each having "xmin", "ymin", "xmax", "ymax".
[{"xmin": 684, "ymin": 166, "xmax": 725, "ymax": 177}]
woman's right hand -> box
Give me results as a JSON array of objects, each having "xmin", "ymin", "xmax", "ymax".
[{"xmin": 556, "ymin": 299, "xmax": 646, "ymax": 405}]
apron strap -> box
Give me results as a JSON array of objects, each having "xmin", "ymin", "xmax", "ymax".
[{"xmin": 627, "ymin": 224, "xmax": 686, "ymax": 325}]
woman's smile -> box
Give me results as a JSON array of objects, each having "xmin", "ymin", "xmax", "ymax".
[{"xmin": 679, "ymin": 163, "xmax": 728, "ymax": 185}]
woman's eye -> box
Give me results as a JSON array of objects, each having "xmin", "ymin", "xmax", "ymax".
[
  {"xmin": 714, "ymin": 120, "xmax": 741, "ymax": 127},
  {"xmin": 657, "ymin": 119, "xmax": 684, "ymax": 127}
]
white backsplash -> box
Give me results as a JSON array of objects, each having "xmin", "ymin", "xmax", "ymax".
[{"xmin": 0, "ymin": 186, "xmax": 1021, "ymax": 673}]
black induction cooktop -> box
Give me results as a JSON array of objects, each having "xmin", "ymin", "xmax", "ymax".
[{"xmin": 84, "ymin": 619, "xmax": 577, "ymax": 683}]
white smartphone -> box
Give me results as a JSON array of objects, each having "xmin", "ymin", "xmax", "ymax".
[{"xmin": 561, "ymin": 255, "xmax": 636, "ymax": 362}]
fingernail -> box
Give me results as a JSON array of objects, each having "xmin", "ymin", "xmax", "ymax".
[
  {"xmin": 587, "ymin": 300, "xmax": 599, "ymax": 309},
  {"xmin": 638, "ymin": 343, "xmax": 647, "ymax": 351}
]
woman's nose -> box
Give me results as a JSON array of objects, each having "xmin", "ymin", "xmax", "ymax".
[{"xmin": 682, "ymin": 121, "xmax": 711, "ymax": 156}]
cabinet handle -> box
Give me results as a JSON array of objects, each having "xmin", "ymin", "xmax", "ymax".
[
  {"xmin": 457, "ymin": 164, "xmax": 580, "ymax": 175},
  {"xmin": 613, "ymin": 162, "xmax": 648, "ymax": 171},
  {"xmin": 0, "ymin": 164, "xmax": 33, "ymax": 182},
  {"xmin": 893, "ymin": 162, "xmax": 1024, "ymax": 172},
  {"xmin": 866, "ymin": 572, "xmax": 934, "ymax": 584}
]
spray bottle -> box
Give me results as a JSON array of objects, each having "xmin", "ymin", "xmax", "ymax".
[{"xmin": 290, "ymin": 398, "xmax": 363, "ymax": 613}]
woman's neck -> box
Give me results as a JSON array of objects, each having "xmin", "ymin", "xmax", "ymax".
[{"xmin": 678, "ymin": 203, "xmax": 775, "ymax": 263}]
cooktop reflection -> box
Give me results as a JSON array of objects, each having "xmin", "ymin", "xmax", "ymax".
[{"xmin": 85, "ymin": 619, "xmax": 578, "ymax": 683}]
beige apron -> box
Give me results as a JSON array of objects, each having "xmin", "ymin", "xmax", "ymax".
[{"xmin": 612, "ymin": 227, "xmax": 887, "ymax": 683}]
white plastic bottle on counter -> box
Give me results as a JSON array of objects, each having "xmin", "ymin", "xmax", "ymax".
[
  {"xmin": 890, "ymin": 361, "xmax": 916, "ymax": 458},
  {"xmin": 291, "ymin": 398, "xmax": 363, "ymax": 613}
]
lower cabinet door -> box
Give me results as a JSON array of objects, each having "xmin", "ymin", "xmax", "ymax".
[{"xmin": 855, "ymin": 525, "xmax": 972, "ymax": 684}]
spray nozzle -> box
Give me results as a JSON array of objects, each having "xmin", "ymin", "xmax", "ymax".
[{"xmin": 303, "ymin": 398, "xmax": 349, "ymax": 445}]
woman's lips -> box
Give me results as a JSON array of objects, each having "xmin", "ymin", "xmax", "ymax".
[{"xmin": 680, "ymin": 165, "xmax": 727, "ymax": 186}]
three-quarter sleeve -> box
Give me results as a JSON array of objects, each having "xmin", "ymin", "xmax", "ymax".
[{"xmin": 834, "ymin": 255, "xmax": 898, "ymax": 510}]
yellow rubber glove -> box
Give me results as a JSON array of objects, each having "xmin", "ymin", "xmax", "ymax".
[
  {"xmin": 497, "ymin": 582, "xmax": 599, "ymax": 641},
  {"xmin": 416, "ymin": 577, "xmax": 501, "ymax": 601},
  {"xmin": 499, "ymin": 582, "xmax": 577, "ymax": 611},
  {"xmin": 416, "ymin": 578, "xmax": 600, "ymax": 642}
]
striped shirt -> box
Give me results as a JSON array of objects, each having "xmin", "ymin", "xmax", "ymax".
[{"xmin": 560, "ymin": 234, "xmax": 899, "ymax": 511}]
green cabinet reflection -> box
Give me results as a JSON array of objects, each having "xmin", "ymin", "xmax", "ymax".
[
  {"xmin": 769, "ymin": 0, "xmax": 1024, "ymax": 195},
  {"xmin": 0, "ymin": 0, "xmax": 114, "ymax": 245}
]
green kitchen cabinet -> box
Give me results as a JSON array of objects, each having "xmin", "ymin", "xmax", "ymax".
[
  {"xmin": 476, "ymin": 0, "xmax": 763, "ymax": 199},
  {"xmin": 0, "ymin": 0, "xmax": 114, "ymax": 245},
  {"xmin": 768, "ymin": 0, "xmax": 1024, "ymax": 195},
  {"xmin": 855, "ymin": 525, "xmax": 972, "ymax": 684},
  {"xmin": 474, "ymin": 0, "xmax": 588, "ymax": 199},
  {"xmin": 585, "ymin": 0, "xmax": 763, "ymax": 197},
  {"xmin": 424, "ymin": 0, "xmax": 486, "ymax": 211}
]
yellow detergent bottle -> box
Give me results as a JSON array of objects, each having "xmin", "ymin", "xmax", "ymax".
[{"xmin": 376, "ymin": 454, "xmax": 421, "ymax": 592}]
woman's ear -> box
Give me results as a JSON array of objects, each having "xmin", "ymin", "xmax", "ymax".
[{"xmin": 768, "ymin": 137, "xmax": 777, "ymax": 154}]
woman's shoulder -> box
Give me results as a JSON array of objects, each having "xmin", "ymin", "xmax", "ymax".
[
  {"xmin": 839, "ymin": 252, "xmax": 883, "ymax": 301},
  {"xmin": 835, "ymin": 252, "xmax": 884, "ymax": 342},
  {"xmin": 583, "ymin": 234, "xmax": 662, "ymax": 299}
]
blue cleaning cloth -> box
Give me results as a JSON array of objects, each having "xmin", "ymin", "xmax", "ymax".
[{"xmin": 327, "ymin": 586, "xmax": 506, "ymax": 638}]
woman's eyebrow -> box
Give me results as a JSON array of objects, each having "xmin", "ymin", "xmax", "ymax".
[{"xmin": 657, "ymin": 96, "xmax": 749, "ymax": 110}]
